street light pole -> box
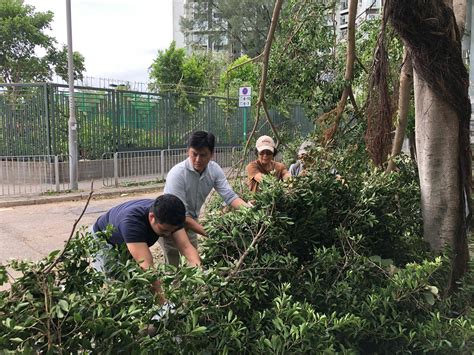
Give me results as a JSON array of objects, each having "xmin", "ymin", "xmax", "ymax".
[{"xmin": 66, "ymin": 0, "xmax": 78, "ymax": 190}]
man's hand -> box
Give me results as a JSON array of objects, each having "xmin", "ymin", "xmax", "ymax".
[
  {"xmin": 184, "ymin": 216, "xmax": 207, "ymax": 236},
  {"xmin": 172, "ymin": 229, "xmax": 201, "ymax": 267},
  {"xmin": 151, "ymin": 302, "xmax": 176, "ymax": 321},
  {"xmin": 126, "ymin": 243, "xmax": 166, "ymax": 304}
]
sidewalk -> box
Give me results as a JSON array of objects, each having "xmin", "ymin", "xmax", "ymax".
[{"xmin": 0, "ymin": 180, "xmax": 165, "ymax": 208}]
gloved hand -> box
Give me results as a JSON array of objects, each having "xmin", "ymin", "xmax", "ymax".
[{"xmin": 151, "ymin": 302, "xmax": 176, "ymax": 322}]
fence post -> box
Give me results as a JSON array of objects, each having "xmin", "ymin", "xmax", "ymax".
[
  {"xmin": 54, "ymin": 155, "xmax": 60, "ymax": 192},
  {"xmin": 44, "ymin": 84, "xmax": 52, "ymax": 156},
  {"xmin": 160, "ymin": 150, "xmax": 165, "ymax": 181},
  {"xmin": 114, "ymin": 152, "xmax": 119, "ymax": 188}
]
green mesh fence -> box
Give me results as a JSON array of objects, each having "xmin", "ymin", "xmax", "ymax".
[{"xmin": 0, "ymin": 83, "xmax": 313, "ymax": 159}]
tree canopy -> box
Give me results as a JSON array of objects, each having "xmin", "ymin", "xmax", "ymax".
[{"xmin": 0, "ymin": 0, "xmax": 85, "ymax": 83}]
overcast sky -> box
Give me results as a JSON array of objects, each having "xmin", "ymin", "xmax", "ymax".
[{"xmin": 25, "ymin": 0, "xmax": 174, "ymax": 84}]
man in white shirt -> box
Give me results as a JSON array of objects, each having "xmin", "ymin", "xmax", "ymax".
[{"xmin": 160, "ymin": 131, "xmax": 250, "ymax": 266}]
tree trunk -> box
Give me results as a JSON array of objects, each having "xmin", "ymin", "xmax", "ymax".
[
  {"xmin": 414, "ymin": 72, "xmax": 461, "ymax": 251},
  {"xmin": 387, "ymin": 0, "xmax": 471, "ymax": 286},
  {"xmin": 453, "ymin": 0, "xmax": 467, "ymax": 36},
  {"xmin": 386, "ymin": 48, "xmax": 413, "ymax": 173}
]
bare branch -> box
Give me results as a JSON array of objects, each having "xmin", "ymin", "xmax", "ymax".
[
  {"xmin": 43, "ymin": 181, "xmax": 94, "ymax": 274},
  {"xmin": 386, "ymin": 48, "xmax": 413, "ymax": 173}
]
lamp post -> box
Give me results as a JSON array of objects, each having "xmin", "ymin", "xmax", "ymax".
[{"xmin": 66, "ymin": 0, "xmax": 78, "ymax": 190}]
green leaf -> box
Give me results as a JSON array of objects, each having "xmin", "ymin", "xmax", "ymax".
[
  {"xmin": 58, "ymin": 299, "xmax": 69, "ymax": 312},
  {"xmin": 263, "ymin": 338, "xmax": 272, "ymax": 348},
  {"xmin": 369, "ymin": 255, "xmax": 382, "ymax": 264},
  {"xmin": 73, "ymin": 312, "xmax": 82, "ymax": 322},
  {"xmin": 381, "ymin": 258, "xmax": 394, "ymax": 267},
  {"xmin": 423, "ymin": 292, "xmax": 435, "ymax": 306},
  {"xmin": 189, "ymin": 326, "xmax": 207, "ymax": 335}
]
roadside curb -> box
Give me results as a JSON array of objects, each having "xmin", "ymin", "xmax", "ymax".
[{"xmin": 0, "ymin": 184, "xmax": 165, "ymax": 208}]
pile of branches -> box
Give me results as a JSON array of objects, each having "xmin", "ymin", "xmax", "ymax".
[{"xmin": 1, "ymin": 145, "xmax": 473, "ymax": 353}]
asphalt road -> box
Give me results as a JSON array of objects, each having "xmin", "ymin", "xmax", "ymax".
[{"xmin": 0, "ymin": 190, "xmax": 163, "ymax": 265}]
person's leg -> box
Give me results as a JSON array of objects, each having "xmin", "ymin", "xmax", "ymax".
[
  {"xmin": 158, "ymin": 236, "xmax": 180, "ymax": 267},
  {"xmin": 89, "ymin": 226, "xmax": 114, "ymax": 274},
  {"xmin": 158, "ymin": 230, "xmax": 198, "ymax": 267}
]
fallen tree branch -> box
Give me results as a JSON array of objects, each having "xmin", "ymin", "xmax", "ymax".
[
  {"xmin": 318, "ymin": 0, "xmax": 358, "ymax": 144},
  {"xmin": 43, "ymin": 181, "xmax": 94, "ymax": 274}
]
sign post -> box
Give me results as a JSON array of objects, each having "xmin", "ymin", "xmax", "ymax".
[{"xmin": 238, "ymin": 86, "xmax": 251, "ymax": 143}]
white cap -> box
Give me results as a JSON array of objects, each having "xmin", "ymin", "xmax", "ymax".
[{"xmin": 256, "ymin": 135, "xmax": 275, "ymax": 152}]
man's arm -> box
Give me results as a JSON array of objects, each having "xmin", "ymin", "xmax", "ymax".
[
  {"xmin": 126, "ymin": 242, "xmax": 165, "ymax": 304},
  {"xmin": 172, "ymin": 228, "xmax": 201, "ymax": 267},
  {"xmin": 184, "ymin": 216, "xmax": 207, "ymax": 236}
]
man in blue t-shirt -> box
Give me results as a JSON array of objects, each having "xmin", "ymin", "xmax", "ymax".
[{"xmin": 92, "ymin": 194, "xmax": 200, "ymax": 304}]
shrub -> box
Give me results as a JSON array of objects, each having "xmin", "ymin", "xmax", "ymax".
[{"xmin": 0, "ymin": 149, "xmax": 473, "ymax": 353}]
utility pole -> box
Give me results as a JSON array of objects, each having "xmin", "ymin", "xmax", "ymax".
[{"xmin": 66, "ymin": 0, "xmax": 78, "ymax": 190}]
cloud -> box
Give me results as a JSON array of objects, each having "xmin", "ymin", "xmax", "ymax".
[{"xmin": 25, "ymin": 0, "xmax": 174, "ymax": 84}]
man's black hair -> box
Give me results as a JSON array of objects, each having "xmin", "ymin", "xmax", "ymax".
[
  {"xmin": 151, "ymin": 194, "xmax": 185, "ymax": 228},
  {"xmin": 188, "ymin": 131, "xmax": 215, "ymax": 153}
]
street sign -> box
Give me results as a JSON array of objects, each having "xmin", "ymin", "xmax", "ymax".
[
  {"xmin": 239, "ymin": 86, "xmax": 252, "ymax": 107},
  {"xmin": 239, "ymin": 86, "xmax": 251, "ymax": 96},
  {"xmin": 239, "ymin": 96, "xmax": 251, "ymax": 107}
]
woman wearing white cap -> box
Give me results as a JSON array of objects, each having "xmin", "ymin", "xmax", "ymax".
[{"xmin": 246, "ymin": 135, "xmax": 291, "ymax": 192}]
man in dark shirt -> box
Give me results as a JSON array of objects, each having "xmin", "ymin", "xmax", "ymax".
[{"xmin": 92, "ymin": 194, "xmax": 200, "ymax": 304}]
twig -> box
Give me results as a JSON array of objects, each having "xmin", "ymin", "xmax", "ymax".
[
  {"xmin": 262, "ymin": 101, "xmax": 284, "ymax": 147},
  {"xmin": 227, "ymin": 223, "xmax": 266, "ymax": 278},
  {"xmin": 43, "ymin": 181, "xmax": 94, "ymax": 274}
]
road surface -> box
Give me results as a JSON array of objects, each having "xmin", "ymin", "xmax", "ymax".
[{"xmin": 0, "ymin": 190, "xmax": 164, "ymax": 265}]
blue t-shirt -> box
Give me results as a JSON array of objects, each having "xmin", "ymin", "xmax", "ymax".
[{"xmin": 93, "ymin": 199, "xmax": 159, "ymax": 246}]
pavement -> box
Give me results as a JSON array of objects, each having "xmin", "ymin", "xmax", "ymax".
[{"xmin": 0, "ymin": 180, "xmax": 165, "ymax": 208}]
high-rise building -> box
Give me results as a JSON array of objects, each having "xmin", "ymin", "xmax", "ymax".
[
  {"xmin": 172, "ymin": 0, "xmax": 185, "ymax": 49},
  {"xmin": 173, "ymin": 1, "xmax": 385, "ymax": 54},
  {"xmin": 336, "ymin": 0, "xmax": 383, "ymax": 38},
  {"xmin": 177, "ymin": 0, "xmax": 230, "ymax": 55}
]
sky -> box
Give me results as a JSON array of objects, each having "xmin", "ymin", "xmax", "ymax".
[{"xmin": 25, "ymin": 0, "xmax": 174, "ymax": 84}]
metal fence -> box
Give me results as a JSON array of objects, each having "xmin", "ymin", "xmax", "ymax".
[
  {"xmin": 0, "ymin": 147, "xmax": 259, "ymax": 197},
  {"xmin": 101, "ymin": 146, "xmax": 256, "ymax": 187},
  {"xmin": 0, "ymin": 83, "xmax": 313, "ymax": 159},
  {"xmin": 0, "ymin": 155, "xmax": 70, "ymax": 197}
]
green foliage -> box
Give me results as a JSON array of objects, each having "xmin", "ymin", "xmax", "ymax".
[
  {"xmin": 46, "ymin": 45, "xmax": 86, "ymax": 82},
  {"xmin": 149, "ymin": 42, "xmax": 186, "ymax": 91},
  {"xmin": 0, "ymin": 0, "xmax": 85, "ymax": 83},
  {"xmin": 1, "ymin": 137, "xmax": 473, "ymax": 352},
  {"xmin": 267, "ymin": 0, "xmax": 344, "ymax": 117},
  {"xmin": 218, "ymin": 55, "xmax": 260, "ymax": 98},
  {"xmin": 149, "ymin": 42, "xmax": 224, "ymax": 112}
]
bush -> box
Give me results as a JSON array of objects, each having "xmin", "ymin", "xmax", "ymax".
[{"xmin": 0, "ymin": 149, "xmax": 473, "ymax": 353}]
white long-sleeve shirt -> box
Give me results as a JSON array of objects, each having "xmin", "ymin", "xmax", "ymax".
[{"xmin": 164, "ymin": 158, "xmax": 238, "ymax": 220}]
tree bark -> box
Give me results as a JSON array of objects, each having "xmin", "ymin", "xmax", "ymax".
[
  {"xmin": 453, "ymin": 0, "xmax": 467, "ymax": 36},
  {"xmin": 414, "ymin": 73, "xmax": 461, "ymax": 251},
  {"xmin": 387, "ymin": 0, "xmax": 471, "ymax": 286},
  {"xmin": 386, "ymin": 48, "xmax": 413, "ymax": 173}
]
